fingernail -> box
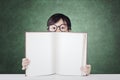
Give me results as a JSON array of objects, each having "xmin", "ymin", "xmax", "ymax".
[{"xmin": 22, "ymin": 67, "xmax": 25, "ymax": 70}]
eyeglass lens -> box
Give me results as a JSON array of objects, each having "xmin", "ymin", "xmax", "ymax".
[{"xmin": 49, "ymin": 24, "xmax": 67, "ymax": 32}]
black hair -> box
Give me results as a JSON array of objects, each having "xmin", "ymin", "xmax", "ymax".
[{"xmin": 47, "ymin": 13, "xmax": 71, "ymax": 30}]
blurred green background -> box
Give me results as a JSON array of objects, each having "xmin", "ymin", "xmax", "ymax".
[{"xmin": 0, "ymin": 0, "xmax": 120, "ymax": 74}]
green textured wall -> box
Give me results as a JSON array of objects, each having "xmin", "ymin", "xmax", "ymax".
[{"xmin": 0, "ymin": 0, "xmax": 120, "ymax": 74}]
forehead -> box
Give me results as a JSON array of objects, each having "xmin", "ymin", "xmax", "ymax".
[{"xmin": 54, "ymin": 19, "xmax": 66, "ymax": 25}]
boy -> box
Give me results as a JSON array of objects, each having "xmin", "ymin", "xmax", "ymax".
[{"xmin": 22, "ymin": 13, "xmax": 91, "ymax": 75}]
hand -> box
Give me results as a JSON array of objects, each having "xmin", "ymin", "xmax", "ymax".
[
  {"xmin": 80, "ymin": 64, "xmax": 91, "ymax": 76},
  {"xmin": 22, "ymin": 58, "xmax": 30, "ymax": 70}
]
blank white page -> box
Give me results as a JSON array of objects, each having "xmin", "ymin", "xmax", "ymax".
[
  {"xmin": 55, "ymin": 33, "xmax": 87, "ymax": 75},
  {"xmin": 25, "ymin": 32, "xmax": 54, "ymax": 76}
]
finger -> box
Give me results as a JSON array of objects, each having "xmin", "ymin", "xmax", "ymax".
[
  {"xmin": 23, "ymin": 60, "xmax": 30, "ymax": 64},
  {"xmin": 86, "ymin": 65, "xmax": 91, "ymax": 68},
  {"xmin": 22, "ymin": 58, "xmax": 27, "ymax": 61},
  {"xmin": 23, "ymin": 58, "xmax": 30, "ymax": 61},
  {"xmin": 22, "ymin": 67, "xmax": 25, "ymax": 70}
]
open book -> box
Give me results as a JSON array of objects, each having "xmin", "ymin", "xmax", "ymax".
[{"xmin": 25, "ymin": 32, "xmax": 87, "ymax": 76}]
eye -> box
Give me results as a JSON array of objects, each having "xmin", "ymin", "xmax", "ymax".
[
  {"xmin": 50, "ymin": 25, "xmax": 56, "ymax": 29},
  {"xmin": 61, "ymin": 27, "xmax": 65, "ymax": 29},
  {"xmin": 60, "ymin": 25, "xmax": 66, "ymax": 29},
  {"xmin": 52, "ymin": 27, "xmax": 56, "ymax": 29},
  {"xmin": 60, "ymin": 24, "xmax": 67, "ymax": 29}
]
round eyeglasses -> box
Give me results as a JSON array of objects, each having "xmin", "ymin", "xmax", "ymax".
[{"xmin": 48, "ymin": 24, "xmax": 68, "ymax": 32}]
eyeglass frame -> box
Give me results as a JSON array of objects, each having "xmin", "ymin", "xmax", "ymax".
[{"xmin": 48, "ymin": 24, "xmax": 68, "ymax": 32}]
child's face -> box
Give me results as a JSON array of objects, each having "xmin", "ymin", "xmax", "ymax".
[{"xmin": 49, "ymin": 19, "xmax": 69, "ymax": 32}]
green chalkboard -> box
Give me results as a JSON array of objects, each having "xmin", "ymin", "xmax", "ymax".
[{"xmin": 0, "ymin": 0, "xmax": 120, "ymax": 74}]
